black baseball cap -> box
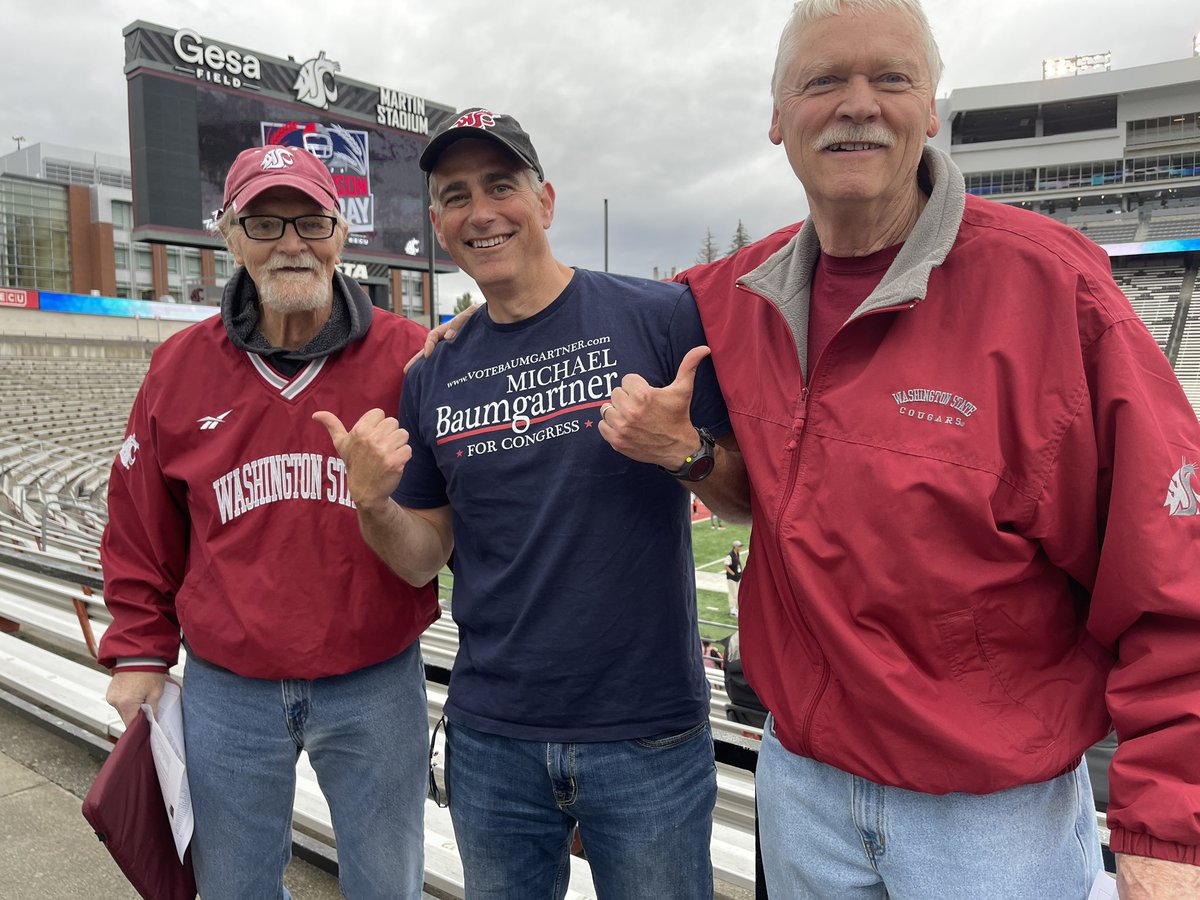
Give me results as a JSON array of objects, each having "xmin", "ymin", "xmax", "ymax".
[{"xmin": 419, "ymin": 108, "xmax": 544, "ymax": 181}]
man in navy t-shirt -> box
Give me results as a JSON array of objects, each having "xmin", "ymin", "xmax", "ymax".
[{"xmin": 316, "ymin": 108, "xmax": 749, "ymax": 897}]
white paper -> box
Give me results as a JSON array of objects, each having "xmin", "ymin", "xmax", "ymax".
[
  {"xmin": 1087, "ymin": 871, "xmax": 1118, "ymax": 900},
  {"xmin": 141, "ymin": 679, "xmax": 193, "ymax": 862}
]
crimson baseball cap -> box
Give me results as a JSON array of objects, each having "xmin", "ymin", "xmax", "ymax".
[
  {"xmin": 220, "ymin": 145, "xmax": 339, "ymax": 214},
  {"xmin": 419, "ymin": 108, "xmax": 544, "ymax": 181}
]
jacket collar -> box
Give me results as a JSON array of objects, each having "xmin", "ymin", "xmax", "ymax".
[{"xmin": 740, "ymin": 144, "xmax": 966, "ymax": 321}]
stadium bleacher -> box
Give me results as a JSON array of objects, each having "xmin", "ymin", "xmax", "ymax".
[
  {"xmin": 1073, "ymin": 212, "xmax": 1142, "ymax": 245},
  {"xmin": 1173, "ymin": 302, "xmax": 1200, "ymax": 415},
  {"xmin": 1144, "ymin": 208, "xmax": 1200, "ymax": 242},
  {"xmin": 1110, "ymin": 260, "xmax": 1188, "ymax": 353},
  {"xmin": 0, "ymin": 354, "xmax": 147, "ymax": 564},
  {"xmin": 1105, "ymin": 255, "xmax": 1200, "ymax": 418}
]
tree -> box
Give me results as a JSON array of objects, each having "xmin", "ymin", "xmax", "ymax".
[
  {"xmin": 728, "ymin": 219, "xmax": 752, "ymax": 255},
  {"xmin": 453, "ymin": 292, "xmax": 475, "ymax": 313},
  {"xmin": 696, "ymin": 228, "xmax": 719, "ymax": 264}
]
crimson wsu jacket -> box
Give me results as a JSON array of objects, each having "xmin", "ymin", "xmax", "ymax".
[
  {"xmin": 99, "ymin": 285, "xmax": 439, "ymax": 680},
  {"xmin": 681, "ymin": 147, "xmax": 1200, "ymax": 864}
]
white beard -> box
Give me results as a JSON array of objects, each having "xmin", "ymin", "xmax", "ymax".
[
  {"xmin": 256, "ymin": 257, "xmax": 331, "ymax": 314},
  {"xmin": 259, "ymin": 274, "xmax": 330, "ymax": 314}
]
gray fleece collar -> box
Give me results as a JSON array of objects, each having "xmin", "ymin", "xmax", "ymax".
[
  {"xmin": 220, "ymin": 268, "xmax": 374, "ymax": 362},
  {"xmin": 738, "ymin": 145, "xmax": 966, "ymax": 376}
]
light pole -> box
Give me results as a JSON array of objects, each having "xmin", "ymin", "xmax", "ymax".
[
  {"xmin": 424, "ymin": 176, "xmax": 437, "ymax": 329},
  {"xmin": 603, "ymin": 198, "xmax": 609, "ymax": 273}
]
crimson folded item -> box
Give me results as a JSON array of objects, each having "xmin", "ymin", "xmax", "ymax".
[{"xmin": 81, "ymin": 708, "xmax": 196, "ymax": 900}]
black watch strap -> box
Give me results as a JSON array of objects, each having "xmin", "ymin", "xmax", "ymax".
[{"xmin": 659, "ymin": 427, "xmax": 717, "ymax": 482}]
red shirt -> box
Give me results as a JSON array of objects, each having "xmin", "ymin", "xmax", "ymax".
[{"xmin": 808, "ymin": 244, "xmax": 902, "ymax": 376}]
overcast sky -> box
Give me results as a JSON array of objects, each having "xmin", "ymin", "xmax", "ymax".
[{"xmin": 3, "ymin": 1, "xmax": 1196, "ymax": 306}]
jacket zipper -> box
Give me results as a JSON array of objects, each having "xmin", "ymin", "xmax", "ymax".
[
  {"xmin": 760, "ymin": 293, "xmax": 917, "ymax": 757},
  {"xmin": 774, "ymin": 383, "xmax": 829, "ymax": 757}
]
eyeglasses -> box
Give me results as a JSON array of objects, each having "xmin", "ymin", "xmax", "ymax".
[
  {"xmin": 428, "ymin": 715, "xmax": 448, "ymax": 808},
  {"xmin": 237, "ymin": 214, "xmax": 338, "ymax": 241}
]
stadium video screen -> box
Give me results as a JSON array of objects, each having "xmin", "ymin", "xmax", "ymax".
[
  {"xmin": 128, "ymin": 71, "xmax": 445, "ymax": 267},
  {"xmin": 196, "ymin": 89, "xmax": 429, "ymax": 257}
]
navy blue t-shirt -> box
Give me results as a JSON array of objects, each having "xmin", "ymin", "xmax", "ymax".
[{"xmin": 395, "ymin": 268, "xmax": 730, "ymax": 741}]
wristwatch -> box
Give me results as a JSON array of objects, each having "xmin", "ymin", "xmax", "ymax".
[{"xmin": 659, "ymin": 427, "xmax": 717, "ymax": 482}]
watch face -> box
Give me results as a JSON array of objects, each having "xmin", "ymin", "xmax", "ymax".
[{"xmin": 688, "ymin": 455, "xmax": 716, "ymax": 481}]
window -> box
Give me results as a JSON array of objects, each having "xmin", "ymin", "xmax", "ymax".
[
  {"xmin": 214, "ymin": 250, "xmax": 235, "ymax": 278},
  {"xmin": 0, "ymin": 176, "xmax": 71, "ymax": 290},
  {"xmin": 111, "ymin": 200, "xmax": 133, "ymax": 231},
  {"xmin": 1126, "ymin": 151, "xmax": 1200, "ymax": 183},
  {"xmin": 43, "ymin": 161, "xmax": 132, "ymax": 189},
  {"xmin": 964, "ymin": 168, "xmax": 1037, "ymax": 197},
  {"xmin": 1127, "ymin": 113, "xmax": 1200, "ymax": 148},
  {"xmin": 184, "ymin": 249, "xmax": 202, "ymax": 277},
  {"xmin": 400, "ymin": 270, "xmax": 425, "ymax": 318},
  {"xmin": 952, "ymin": 105, "xmax": 1038, "ymax": 145},
  {"xmin": 1038, "ymin": 160, "xmax": 1123, "ymax": 191},
  {"xmin": 135, "ymin": 248, "xmax": 153, "ymax": 272},
  {"xmin": 114, "ymin": 246, "xmax": 130, "ymax": 269},
  {"xmin": 1042, "ymin": 96, "xmax": 1117, "ymax": 137}
]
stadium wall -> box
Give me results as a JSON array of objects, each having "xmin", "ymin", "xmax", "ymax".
[{"xmin": 0, "ymin": 306, "xmax": 195, "ymax": 350}]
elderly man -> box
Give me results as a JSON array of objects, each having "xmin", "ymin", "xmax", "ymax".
[
  {"xmin": 99, "ymin": 144, "xmax": 438, "ymax": 899},
  {"xmin": 657, "ymin": 1, "xmax": 1200, "ymax": 897},
  {"xmin": 316, "ymin": 109, "xmax": 748, "ymax": 898}
]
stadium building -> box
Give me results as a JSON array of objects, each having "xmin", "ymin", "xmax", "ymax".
[
  {"xmin": 932, "ymin": 50, "xmax": 1200, "ymax": 413},
  {"xmin": 0, "ymin": 141, "xmax": 241, "ymax": 306},
  {"xmin": 0, "ymin": 21, "xmax": 458, "ymax": 324}
]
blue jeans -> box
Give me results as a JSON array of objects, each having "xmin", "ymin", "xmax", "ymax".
[
  {"xmin": 182, "ymin": 643, "xmax": 429, "ymax": 899},
  {"xmin": 445, "ymin": 719, "xmax": 716, "ymax": 899},
  {"xmin": 757, "ymin": 715, "xmax": 1102, "ymax": 899}
]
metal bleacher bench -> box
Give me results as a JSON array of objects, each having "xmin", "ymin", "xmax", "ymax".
[{"xmin": 0, "ymin": 558, "xmax": 757, "ymax": 897}]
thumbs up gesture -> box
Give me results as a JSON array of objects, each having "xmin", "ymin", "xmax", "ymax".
[
  {"xmin": 313, "ymin": 408, "xmax": 411, "ymax": 513},
  {"xmin": 598, "ymin": 345, "xmax": 711, "ymax": 468}
]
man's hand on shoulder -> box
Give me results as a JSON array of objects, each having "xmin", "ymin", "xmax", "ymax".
[
  {"xmin": 1116, "ymin": 853, "xmax": 1200, "ymax": 899},
  {"xmin": 313, "ymin": 408, "xmax": 412, "ymax": 514},
  {"xmin": 404, "ymin": 303, "xmax": 481, "ymax": 372},
  {"xmin": 106, "ymin": 670, "xmax": 166, "ymax": 727},
  {"xmin": 599, "ymin": 345, "xmax": 710, "ymax": 468}
]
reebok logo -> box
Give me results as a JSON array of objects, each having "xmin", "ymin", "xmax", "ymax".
[{"xmin": 198, "ymin": 410, "xmax": 233, "ymax": 431}]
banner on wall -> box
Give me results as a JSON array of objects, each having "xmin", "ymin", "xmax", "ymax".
[
  {"xmin": 37, "ymin": 293, "xmax": 217, "ymax": 323},
  {"xmin": 0, "ymin": 288, "xmax": 39, "ymax": 309}
]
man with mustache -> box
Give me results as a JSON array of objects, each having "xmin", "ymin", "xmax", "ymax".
[
  {"xmin": 639, "ymin": 1, "xmax": 1200, "ymax": 896},
  {"xmin": 99, "ymin": 145, "xmax": 438, "ymax": 899}
]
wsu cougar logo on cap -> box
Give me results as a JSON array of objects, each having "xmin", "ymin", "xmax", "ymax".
[
  {"xmin": 451, "ymin": 110, "xmax": 497, "ymax": 130},
  {"xmin": 220, "ymin": 144, "xmax": 339, "ymax": 214},
  {"xmin": 260, "ymin": 147, "xmax": 296, "ymax": 170},
  {"xmin": 419, "ymin": 106, "xmax": 544, "ymax": 180}
]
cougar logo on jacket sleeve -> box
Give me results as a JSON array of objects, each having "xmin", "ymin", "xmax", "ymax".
[
  {"xmin": 1164, "ymin": 458, "xmax": 1199, "ymax": 517},
  {"xmin": 118, "ymin": 434, "xmax": 140, "ymax": 470}
]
